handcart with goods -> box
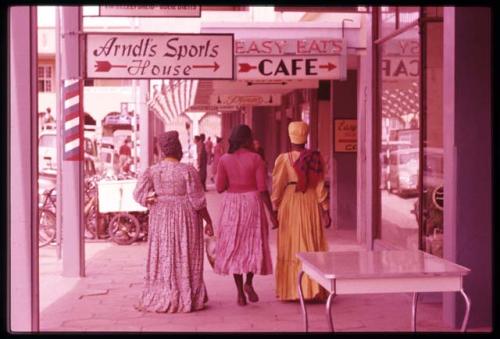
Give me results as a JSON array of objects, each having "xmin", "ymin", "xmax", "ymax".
[{"xmin": 97, "ymin": 179, "xmax": 149, "ymax": 245}]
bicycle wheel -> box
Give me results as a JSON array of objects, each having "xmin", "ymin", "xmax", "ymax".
[
  {"xmin": 108, "ymin": 212, "xmax": 140, "ymax": 245},
  {"xmin": 432, "ymin": 185, "xmax": 444, "ymax": 211},
  {"xmin": 85, "ymin": 203, "xmax": 98, "ymax": 240},
  {"xmin": 39, "ymin": 209, "xmax": 56, "ymax": 247}
]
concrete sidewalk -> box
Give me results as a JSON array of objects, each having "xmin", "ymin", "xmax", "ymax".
[{"xmin": 38, "ymin": 187, "xmax": 484, "ymax": 333}]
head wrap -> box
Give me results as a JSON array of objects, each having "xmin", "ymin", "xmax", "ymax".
[
  {"xmin": 158, "ymin": 130, "xmax": 183, "ymax": 160},
  {"xmin": 288, "ymin": 121, "xmax": 309, "ymax": 144}
]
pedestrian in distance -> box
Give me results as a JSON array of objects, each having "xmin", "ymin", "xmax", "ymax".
[
  {"xmin": 133, "ymin": 130, "xmax": 214, "ymax": 313},
  {"xmin": 205, "ymin": 136, "xmax": 214, "ymax": 164},
  {"xmin": 214, "ymin": 124, "xmax": 278, "ymax": 306},
  {"xmin": 253, "ymin": 138, "xmax": 265, "ymax": 162},
  {"xmin": 118, "ymin": 137, "xmax": 133, "ymax": 175},
  {"xmin": 211, "ymin": 136, "xmax": 224, "ymax": 183},
  {"xmin": 271, "ymin": 120, "xmax": 331, "ymax": 301},
  {"xmin": 198, "ymin": 133, "xmax": 208, "ymax": 192}
]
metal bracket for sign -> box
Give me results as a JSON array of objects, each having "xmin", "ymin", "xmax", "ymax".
[
  {"xmin": 342, "ymin": 19, "xmax": 354, "ymax": 39},
  {"xmin": 61, "ymin": 30, "xmax": 85, "ymax": 38}
]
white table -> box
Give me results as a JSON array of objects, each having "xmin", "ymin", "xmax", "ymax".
[{"xmin": 296, "ymin": 250, "xmax": 471, "ymax": 332}]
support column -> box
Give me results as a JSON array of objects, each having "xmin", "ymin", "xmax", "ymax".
[
  {"xmin": 9, "ymin": 6, "xmax": 39, "ymax": 332},
  {"xmin": 442, "ymin": 6, "xmax": 491, "ymax": 329},
  {"xmin": 59, "ymin": 6, "xmax": 84, "ymax": 277},
  {"xmin": 138, "ymin": 80, "xmax": 150, "ymax": 172}
]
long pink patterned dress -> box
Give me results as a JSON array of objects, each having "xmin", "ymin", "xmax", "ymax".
[
  {"xmin": 133, "ymin": 159, "xmax": 208, "ymax": 313},
  {"xmin": 214, "ymin": 148, "xmax": 273, "ymax": 275}
]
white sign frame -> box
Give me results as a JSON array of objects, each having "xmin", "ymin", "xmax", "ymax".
[
  {"xmin": 98, "ymin": 6, "xmax": 201, "ymax": 17},
  {"xmin": 86, "ymin": 33, "xmax": 234, "ymax": 80}
]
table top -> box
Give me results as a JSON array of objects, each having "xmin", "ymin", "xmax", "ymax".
[{"xmin": 296, "ymin": 250, "xmax": 470, "ymax": 279}]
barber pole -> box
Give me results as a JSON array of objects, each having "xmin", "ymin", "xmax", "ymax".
[{"xmin": 62, "ymin": 79, "xmax": 83, "ymax": 160}]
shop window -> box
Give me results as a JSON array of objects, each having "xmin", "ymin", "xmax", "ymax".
[
  {"xmin": 379, "ymin": 6, "xmax": 397, "ymax": 38},
  {"xmin": 38, "ymin": 64, "xmax": 53, "ymax": 92},
  {"xmin": 377, "ymin": 18, "xmax": 421, "ymax": 250}
]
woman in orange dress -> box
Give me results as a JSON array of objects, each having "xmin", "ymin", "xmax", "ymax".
[{"xmin": 271, "ymin": 121, "xmax": 331, "ymax": 301}]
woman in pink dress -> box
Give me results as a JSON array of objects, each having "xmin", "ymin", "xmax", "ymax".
[
  {"xmin": 133, "ymin": 131, "xmax": 214, "ymax": 313},
  {"xmin": 214, "ymin": 125, "xmax": 278, "ymax": 306}
]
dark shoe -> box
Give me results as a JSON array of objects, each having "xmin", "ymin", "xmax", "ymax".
[
  {"xmin": 237, "ymin": 293, "xmax": 247, "ymax": 306},
  {"xmin": 244, "ymin": 284, "xmax": 259, "ymax": 302}
]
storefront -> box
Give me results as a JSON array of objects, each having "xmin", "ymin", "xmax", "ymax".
[
  {"xmin": 8, "ymin": 6, "xmax": 491, "ymax": 331},
  {"xmin": 359, "ymin": 6, "xmax": 491, "ymax": 328}
]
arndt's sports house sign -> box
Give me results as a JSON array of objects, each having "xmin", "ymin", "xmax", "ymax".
[
  {"xmin": 234, "ymin": 38, "xmax": 347, "ymax": 80},
  {"xmin": 86, "ymin": 33, "xmax": 234, "ymax": 79}
]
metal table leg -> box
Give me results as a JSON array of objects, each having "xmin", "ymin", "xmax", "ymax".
[
  {"xmin": 411, "ymin": 292, "xmax": 419, "ymax": 332},
  {"xmin": 459, "ymin": 289, "xmax": 471, "ymax": 332},
  {"xmin": 326, "ymin": 292, "xmax": 336, "ymax": 332},
  {"xmin": 298, "ymin": 270, "xmax": 308, "ymax": 332}
]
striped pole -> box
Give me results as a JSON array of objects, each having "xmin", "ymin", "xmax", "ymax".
[{"xmin": 62, "ymin": 78, "xmax": 83, "ymax": 161}]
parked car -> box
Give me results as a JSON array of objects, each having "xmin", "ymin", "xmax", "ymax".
[
  {"xmin": 38, "ymin": 130, "xmax": 98, "ymax": 173},
  {"xmin": 387, "ymin": 147, "xmax": 419, "ymax": 196},
  {"xmin": 411, "ymin": 147, "xmax": 444, "ymax": 235},
  {"xmin": 39, "ymin": 131, "xmax": 57, "ymax": 172}
]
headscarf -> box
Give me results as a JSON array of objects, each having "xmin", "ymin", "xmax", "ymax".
[
  {"xmin": 287, "ymin": 121, "xmax": 324, "ymax": 192},
  {"xmin": 158, "ymin": 130, "xmax": 183, "ymax": 160},
  {"xmin": 293, "ymin": 149, "xmax": 325, "ymax": 193},
  {"xmin": 228, "ymin": 124, "xmax": 253, "ymax": 154},
  {"xmin": 288, "ymin": 121, "xmax": 309, "ymax": 145}
]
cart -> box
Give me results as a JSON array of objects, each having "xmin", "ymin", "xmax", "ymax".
[{"xmin": 97, "ymin": 179, "xmax": 149, "ymax": 245}]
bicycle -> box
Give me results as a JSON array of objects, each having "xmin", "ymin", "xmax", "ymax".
[{"xmin": 39, "ymin": 187, "xmax": 57, "ymax": 247}]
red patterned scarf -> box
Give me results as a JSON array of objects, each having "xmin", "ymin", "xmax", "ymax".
[{"xmin": 292, "ymin": 149, "xmax": 325, "ymax": 193}]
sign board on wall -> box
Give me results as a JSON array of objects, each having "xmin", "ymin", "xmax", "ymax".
[
  {"xmin": 99, "ymin": 6, "xmax": 201, "ymax": 17},
  {"xmin": 234, "ymin": 38, "xmax": 347, "ymax": 80},
  {"xmin": 209, "ymin": 94, "xmax": 281, "ymax": 106},
  {"xmin": 335, "ymin": 119, "xmax": 357, "ymax": 152},
  {"xmin": 86, "ymin": 33, "xmax": 234, "ymax": 79}
]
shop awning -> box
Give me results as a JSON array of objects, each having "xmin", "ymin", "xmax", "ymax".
[{"xmin": 148, "ymin": 79, "xmax": 199, "ymax": 123}]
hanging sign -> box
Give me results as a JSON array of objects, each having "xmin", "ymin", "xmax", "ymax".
[
  {"xmin": 212, "ymin": 79, "xmax": 319, "ymax": 91},
  {"xmin": 236, "ymin": 55, "xmax": 345, "ymax": 80},
  {"xmin": 86, "ymin": 33, "xmax": 234, "ymax": 79},
  {"xmin": 186, "ymin": 104, "xmax": 239, "ymax": 112},
  {"xmin": 335, "ymin": 119, "xmax": 357, "ymax": 152},
  {"xmin": 99, "ymin": 6, "xmax": 201, "ymax": 17},
  {"xmin": 209, "ymin": 94, "xmax": 281, "ymax": 106}
]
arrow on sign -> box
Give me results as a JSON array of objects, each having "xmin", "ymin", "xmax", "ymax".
[
  {"xmin": 94, "ymin": 60, "xmax": 127, "ymax": 72},
  {"xmin": 319, "ymin": 63, "xmax": 337, "ymax": 71},
  {"xmin": 246, "ymin": 81, "xmax": 288, "ymax": 86},
  {"xmin": 192, "ymin": 62, "xmax": 220, "ymax": 72},
  {"xmin": 238, "ymin": 63, "xmax": 257, "ymax": 73}
]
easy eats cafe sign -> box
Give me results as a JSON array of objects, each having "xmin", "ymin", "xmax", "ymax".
[
  {"xmin": 234, "ymin": 38, "xmax": 347, "ymax": 80},
  {"xmin": 86, "ymin": 33, "xmax": 234, "ymax": 79}
]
